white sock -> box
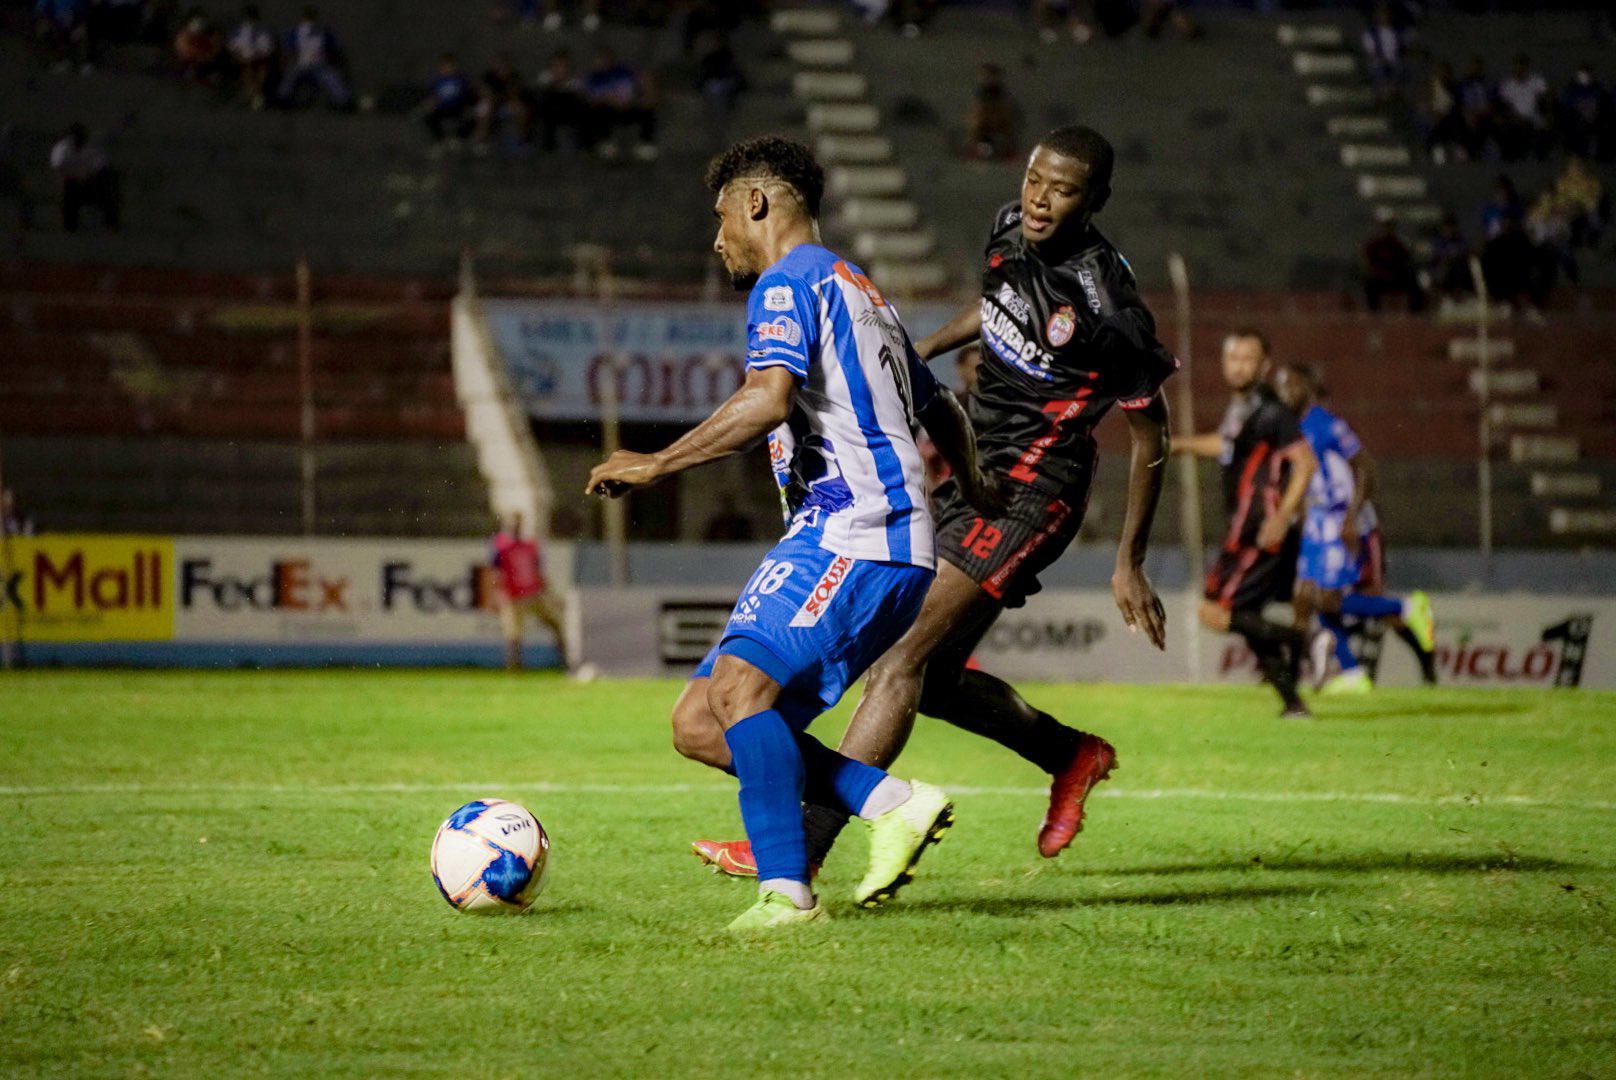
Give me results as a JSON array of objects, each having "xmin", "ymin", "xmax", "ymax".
[
  {"xmin": 760, "ymin": 878, "xmax": 814, "ymax": 910},
  {"xmin": 857, "ymin": 776, "xmax": 912, "ymax": 821}
]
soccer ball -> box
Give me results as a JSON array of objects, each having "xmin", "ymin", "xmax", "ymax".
[{"xmin": 431, "ymin": 798, "xmax": 551, "ymax": 914}]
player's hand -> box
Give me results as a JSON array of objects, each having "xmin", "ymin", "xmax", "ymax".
[
  {"xmin": 1255, "ymin": 516, "xmax": 1289, "ymax": 553},
  {"xmin": 959, "ymin": 468, "xmax": 1008, "ymax": 519},
  {"xmin": 1341, "ymin": 519, "xmax": 1360, "ymax": 560},
  {"xmin": 586, "ymin": 450, "xmax": 661, "ymax": 498},
  {"xmin": 1112, "ymin": 563, "xmax": 1167, "ymax": 651}
]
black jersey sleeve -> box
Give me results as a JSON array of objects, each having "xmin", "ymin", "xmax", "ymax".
[
  {"xmin": 1084, "ymin": 250, "xmax": 1179, "ymax": 410},
  {"xmin": 983, "ymin": 200, "xmax": 1022, "ymax": 263}
]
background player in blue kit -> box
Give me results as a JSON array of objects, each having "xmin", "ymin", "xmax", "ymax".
[
  {"xmin": 1275, "ymin": 364, "xmax": 1436, "ymax": 694},
  {"xmin": 587, "ymin": 136, "xmax": 998, "ymax": 931}
]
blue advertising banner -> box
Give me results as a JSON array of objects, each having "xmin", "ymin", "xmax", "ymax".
[{"xmin": 483, "ymin": 298, "xmax": 959, "ymax": 423}]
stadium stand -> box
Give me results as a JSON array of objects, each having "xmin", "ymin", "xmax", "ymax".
[{"xmin": 0, "ymin": 262, "xmax": 487, "ymax": 534}]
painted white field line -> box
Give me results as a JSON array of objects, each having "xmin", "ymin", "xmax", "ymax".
[{"xmin": 0, "ymin": 781, "xmax": 1610, "ymax": 812}]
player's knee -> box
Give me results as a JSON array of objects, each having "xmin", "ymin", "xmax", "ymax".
[
  {"xmin": 669, "ymin": 683, "xmax": 728, "ymax": 767},
  {"xmin": 704, "ymin": 658, "xmax": 777, "ymax": 726}
]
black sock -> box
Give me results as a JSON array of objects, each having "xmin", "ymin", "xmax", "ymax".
[
  {"xmin": 1393, "ymin": 623, "xmax": 1439, "ymax": 683},
  {"xmin": 1246, "ymin": 634, "xmax": 1305, "ymax": 710},
  {"xmin": 1230, "ymin": 608, "xmax": 1304, "ymax": 650},
  {"xmin": 928, "ymin": 669, "xmax": 1083, "ymax": 775},
  {"xmin": 1356, "ymin": 617, "xmax": 1386, "ymax": 681},
  {"xmin": 802, "ymin": 801, "xmax": 849, "ymax": 866}
]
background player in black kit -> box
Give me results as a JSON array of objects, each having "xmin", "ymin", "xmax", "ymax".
[
  {"xmin": 1175, "ymin": 330, "xmax": 1318, "ymax": 717},
  {"xmin": 688, "ymin": 125, "xmax": 1180, "ymax": 878}
]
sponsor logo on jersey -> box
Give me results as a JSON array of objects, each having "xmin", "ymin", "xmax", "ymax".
[
  {"xmin": 763, "ymin": 285, "xmax": 794, "ymax": 312},
  {"xmin": 1077, "ymin": 269, "xmax": 1102, "ymax": 313},
  {"xmin": 980, "ymin": 298, "xmax": 1056, "ymax": 380},
  {"xmin": 1046, "ymin": 305, "xmax": 1077, "ymax": 347},
  {"xmin": 996, "ymin": 283, "xmax": 1032, "ymax": 323},
  {"xmin": 756, "ymin": 316, "xmax": 802, "ymax": 346},
  {"xmin": 789, "ymin": 554, "xmax": 854, "ymax": 627}
]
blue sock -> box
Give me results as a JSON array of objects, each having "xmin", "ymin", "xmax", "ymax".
[
  {"xmin": 723, "ymin": 710, "xmax": 808, "ymax": 885},
  {"xmin": 1321, "ymin": 613, "xmax": 1359, "ymax": 672},
  {"xmin": 794, "ymin": 731, "xmax": 887, "ymax": 816},
  {"xmin": 1340, "ymin": 593, "xmax": 1403, "ymax": 619}
]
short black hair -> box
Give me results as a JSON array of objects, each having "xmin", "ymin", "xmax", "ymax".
[
  {"xmin": 1037, "ymin": 125, "xmax": 1115, "ymax": 194},
  {"xmin": 1228, "ymin": 326, "xmax": 1271, "ymax": 356},
  {"xmin": 1279, "ymin": 361, "xmax": 1325, "ymax": 395},
  {"xmin": 704, "ymin": 135, "xmax": 825, "ymax": 218}
]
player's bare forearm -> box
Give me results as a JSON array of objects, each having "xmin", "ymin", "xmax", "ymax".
[
  {"xmin": 1349, "ymin": 451, "xmax": 1377, "ymax": 521},
  {"xmin": 1112, "ymin": 394, "xmax": 1169, "ymax": 649},
  {"xmin": 1276, "ymin": 440, "xmax": 1317, "ymax": 525},
  {"xmin": 918, "ymin": 386, "xmax": 1003, "ymax": 516},
  {"xmin": 914, "ymin": 302, "xmax": 982, "ymax": 361},
  {"xmin": 586, "ymin": 367, "xmax": 795, "ymax": 497},
  {"xmin": 1170, "ymin": 432, "xmax": 1223, "ymax": 458}
]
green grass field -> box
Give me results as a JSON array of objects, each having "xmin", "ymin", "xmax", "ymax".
[{"xmin": 2, "ymin": 672, "xmax": 1614, "ymax": 1077}]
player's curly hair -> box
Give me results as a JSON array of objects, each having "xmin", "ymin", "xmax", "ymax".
[
  {"xmin": 1038, "ymin": 125, "xmax": 1116, "ymax": 194},
  {"xmin": 704, "ymin": 135, "xmax": 825, "ymax": 218}
]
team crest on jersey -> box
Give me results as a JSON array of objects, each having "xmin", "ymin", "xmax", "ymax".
[
  {"xmin": 1077, "ymin": 269, "xmax": 1102, "ymax": 313},
  {"xmin": 757, "ymin": 316, "xmax": 802, "ymax": 346},
  {"xmin": 1046, "ymin": 305, "xmax": 1077, "ymax": 347},
  {"xmin": 763, "ymin": 286, "xmax": 794, "ymax": 312},
  {"xmin": 789, "ymin": 555, "xmax": 854, "ymax": 627}
]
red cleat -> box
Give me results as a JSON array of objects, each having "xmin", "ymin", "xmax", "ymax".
[
  {"xmin": 1037, "ymin": 733, "xmax": 1117, "ymax": 858},
  {"xmin": 690, "ymin": 839, "xmax": 822, "ymax": 879},
  {"xmin": 692, "ymin": 839, "xmax": 757, "ymax": 877}
]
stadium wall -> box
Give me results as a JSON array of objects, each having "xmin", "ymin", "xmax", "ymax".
[{"xmin": 0, "ymin": 534, "xmax": 571, "ymax": 668}]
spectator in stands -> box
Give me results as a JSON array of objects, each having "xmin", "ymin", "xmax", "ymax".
[
  {"xmin": 693, "ymin": 30, "xmax": 745, "ymax": 115},
  {"xmin": 1481, "ymin": 174, "xmax": 1524, "ymax": 240},
  {"xmin": 421, "ymin": 53, "xmax": 475, "ymax": 148},
  {"xmin": 1481, "ymin": 213, "xmax": 1549, "ymax": 318},
  {"xmin": 1, "ymin": 488, "xmax": 35, "ymax": 538},
  {"xmin": 1034, "ymin": 0, "xmax": 1095, "ymax": 45},
  {"xmin": 583, "ymin": 48, "xmax": 658, "ymax": 162},
  {"xmin": 1424, "ymin": 61, "xmax": 1467, "ymax": 164},
  {"xmin": 963, "ymin": 63, "xmax": 1021, "ymax": 162},
  {"xmin": 1551, "ymin": 155, "xmax": 1607, "ymax": 250},
  {"xmin": 528, "ymin": 0, "xmax": 602, "ymax": 34},
  {"xmin": 227, "ymin": 5, "xmax": 277, "ymax": 110},
  {"xmin": 536, "ymin": 49, "xmax": 588, "ymax": 151},
  {"xmin": 1526, "ymin": 186, "xmax": 1578, "ymax": 290},
  {"xmin": 1141, "ymin": 0, "xmax": 1201, "ymax": 40},
  {"xmin": 1454, "ymin": 55, "xmax": 1496, "ymax": 161},
  {"xmin": 1361, "ymin": 211, "xmax": 1426, "ymax": 312},
  {"xmin": 278, "ymin": 6, "xmax": 350, "ymax": 110},
  {"xmin": 173, "ymin": 9, "xmax": 225, "ymax": 86},
  {"xmin": 49, "ymin": 123, "xmax": 120, "ymax": 232},
  {"xmin": 1423, "ymin": 211, "xmax": 1473, "ymax": 300},
  {"xmin": 1560, "ymin": 64, "xmax": 1610, "ymax": 161},
  {"xmin": 35, "ymin": 0, "xmax": 94, "ymax": 73},
  {"xmin": 1495, "ymin": 53, "xmax": 1551, "ymax": 161},
  {"xmin": 480, "ymin": 55, "xmax": 538, "ymax": 149},
  {"xmin": 1360, "ymin": 2, "xmax": 1406, "ymax": 99}
]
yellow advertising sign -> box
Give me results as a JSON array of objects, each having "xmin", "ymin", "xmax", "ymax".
[{"xmin": 0, "ymin": 535, "xmax": 175, "ymax": 641}]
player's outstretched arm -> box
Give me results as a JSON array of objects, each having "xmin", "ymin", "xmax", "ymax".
[
  {"xmin": 914, "ymin": 302, "xmax": 982, "ymax": 361},
  {"xmin": 1112, "ymin": 393, "xmax": 1170, "ymax": 650},
  {"xmin": 1170, "ymin": 432, "xmax": 1223, "ymax": 458},
  {"xmin": 918, "ymin": 385, "xmax": 1004, "ymax": 517},
  {"xmin": 586, "ymin": 366, "xmax": 797, "ymax": 497}
]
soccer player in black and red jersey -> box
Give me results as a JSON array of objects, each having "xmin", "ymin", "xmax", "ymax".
[
  {"xmin": 681, "ymin": 125, "xmax": 1179, "ymax": 880},
  {"xmin": 1175, "ymin": 330, "xmax": 1318, "ymax": 717}
]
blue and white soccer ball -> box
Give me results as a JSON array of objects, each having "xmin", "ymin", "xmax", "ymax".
[{"xmin": 431, "ymin": 798, "xmax": 551, "ymax": 914}]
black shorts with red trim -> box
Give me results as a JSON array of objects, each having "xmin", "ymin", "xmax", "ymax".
[
  {"xmin": 1204, "ymin": 530, "xmax": 1299, "ymax": 612},
  {"xmin": 933, "ymin": 476, "xmax": 1087, "ymax": 609}
]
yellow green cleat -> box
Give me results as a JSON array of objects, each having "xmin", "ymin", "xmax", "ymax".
[
  {"xmin": 1321, "ymin": 668, "xmax": 1374, "ymax": 695},
  {"xmin": 854, "ymin": 780, "xmax": 954, "ymax": 908},
  {"xmin": 726, "ymin": 888, "xmax": 827, "ymax": 934},
  {"xmin": 1405, "ymin": 590, "xmax": 1435, "ymax": 654}
]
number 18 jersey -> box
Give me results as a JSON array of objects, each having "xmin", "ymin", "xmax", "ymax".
[{"xmin": 745, "ymin": 242, "xmax": 939, "ymax": 569}]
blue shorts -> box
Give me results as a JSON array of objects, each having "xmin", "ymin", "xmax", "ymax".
[
  {"xmin": 691, "ymin": 531, "xmax": 933, "ymax": 729},
  {"xmin": 1298, "ymin": 535, "xmax": 1360, "ymax": 591}
]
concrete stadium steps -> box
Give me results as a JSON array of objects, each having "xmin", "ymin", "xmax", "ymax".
[{"xmin": 852, "ymin": 9, "xmax": 1366, "ymax": 290}]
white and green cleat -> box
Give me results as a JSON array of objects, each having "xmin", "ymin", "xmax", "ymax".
[
  {"xmin": 1405, "ymin": 590, "xmax": 1436, "ymax": 654},
  {"xmin": 853, "ymin": 780, "xmax": 954, "ymax": 908},
  {"xmin": 726, "ymin": 889, "xmax": 827, "ymax": 934},
  {"xmin": 1321, "ymin": 668, "xmax": 1374, "ymax": 695}
]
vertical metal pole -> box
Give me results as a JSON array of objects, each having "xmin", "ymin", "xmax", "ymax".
[
  {"xmin": 296, "ymin": 258, "xmax": 317, "ymax": 536},
  {"xmin": 1168, "ymin": 253, "xmax": 1203, "ymax": 682},
  {"xmin": 1468, "ymin": 255, "xmax": 1493, "ymax": 579},
  {"xmin": 598, "ymin": 357, "xmax": 628, "ymax": 587},
  {"xmin": 0, "ymin": 435, "xmax": 17, "ymax": 671}
]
